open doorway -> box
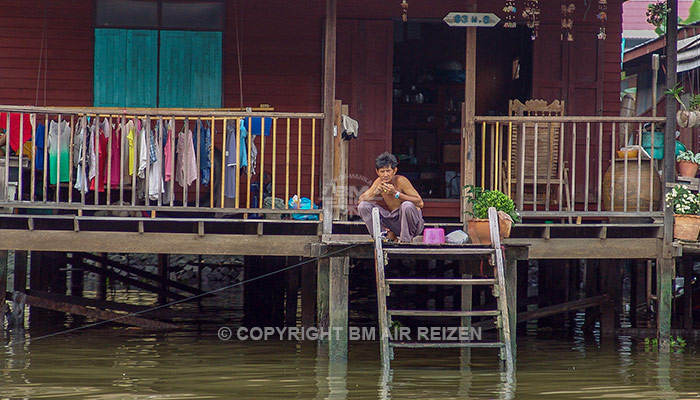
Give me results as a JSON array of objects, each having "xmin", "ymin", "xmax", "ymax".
[{"xmin": 391, "ymin": 21, "xmax": 532, "ymax": 206}]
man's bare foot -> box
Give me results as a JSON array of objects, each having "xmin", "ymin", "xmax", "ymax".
[{"xmin": 386, "ymin": 230, "xmax": 398, "ymax": 242}]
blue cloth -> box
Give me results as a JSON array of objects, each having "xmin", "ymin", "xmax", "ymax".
[
  {"xmin": 246, "ymin": 117, "xmax": 272, "ymax": 136},
  {"xmin": 193, "ymin": 121, "xmax": 212, "ymax": 186},
  {"xmin": 35, "ymin": 123, "xmax": 45, "ymax": 171},
  {"xmin": 224, "ymin": 120, "xmax": 248, "ymax": 198},
  {"xmin": 288, "ymin": 197, "xmax": 319, "ymax": 220}
]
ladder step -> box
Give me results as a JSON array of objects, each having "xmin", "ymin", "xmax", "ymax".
[
  {"xmin": 383, "ymin": 248, "xmax": 495, "ymax": 256},
  {"xmin": 388, "ymin": 309, "xmax": 500, "ymax": 317},
  {"xmin": 386, "ymin": 278, "xmax": 497, "ymax": 286},
  {"xmin": 390, "ymin": 342, "xmax": 504, "ymax": 349}
]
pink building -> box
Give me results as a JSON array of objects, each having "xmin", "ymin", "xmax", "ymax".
[{"xmin": 623, "ymin": 0, "xmax": 693, "ymax": 46}]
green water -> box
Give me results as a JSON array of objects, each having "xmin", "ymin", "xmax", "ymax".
[{"xmin": 1, "ymin": 330, "xmax": 699, "ymax": 399}]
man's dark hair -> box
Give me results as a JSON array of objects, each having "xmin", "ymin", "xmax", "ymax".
[{"xmin": 375, "ymin": 152, "xmax": 398, "ymax": 169}]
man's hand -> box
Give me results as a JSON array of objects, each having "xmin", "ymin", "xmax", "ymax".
[{"xmin": 380, "ymin": 182, "xmax": 396, "ymax": 194}]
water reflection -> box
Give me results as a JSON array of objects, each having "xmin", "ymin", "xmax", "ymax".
[{"xmin": 1, "ymin": 331, "xmax": 699, "ymax": 399}]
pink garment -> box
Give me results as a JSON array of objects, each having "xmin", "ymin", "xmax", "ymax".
[
  {"xmin": 164, "ymin": 125, "xmax": 173, "ymax": 182},
  {"xmin": 176, "ymin": 129, "xmax": 197, "ymax": 187},
  {"xmin": 109, "ymin": 126, "xmax": 122, "ymax": 187}
]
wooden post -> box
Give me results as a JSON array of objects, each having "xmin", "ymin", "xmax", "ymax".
[
  {"xmin": 321, "ymin": 0, "xmax": 337, "ymax": 234},
  {"xmin": 682, "ymin": 256, "xmax": 693, "ymax": 329},
  {"xmin": 96, "ymin": 252, "xmax": 107, "ymax": 301},
  {"xmin": 600, "ymin": 260, "xmax": 620, "ymax": 335},
  {"xmin": 158, "ymin": 254, "xmax": 169, "ymax": 305},
  {"xmin": 505, "ymin": 258, "xmax": 517, "ymax": 359},
  {"xmin": 285, "ymin": 267, "xmax": 301, "ymax": 327},
  {"xmin": 459, "ymin": 260, "xmax": 472, "ymax": 363},
  {"xmin": 12, "ymin": 250, "xmax": 28, "ymax": 326},
  {"xmin": 461, "ymin": 14, "xmax": 477, "ymax": 225},
  {"xmin": 302, "ymin": 261, "xmax": 317, "ymax": 328},
  {"xmin": 657, "ymin": 257, "xmax": 674, "ymax": 351},
  {"xmin": 14, "ymin": 251, "xmax": 27, "ymax": 293},
  {"xmin": 317, "ymin": 257, "xmax": 330, "ymax": 332},
  {"xmin": 0, "ymin": 250, "xmax": 7, "ymax": 317},
  {"xmin": 329, "ymin": 256, "xmax": 349, "ymax": 362},
  {"xmin": 516, "ymin": 260, "xmax": 528, "ymax": 332},
  {"xmin": 661, "ymin": 0, "xmax": 678, "ymax": 350}
]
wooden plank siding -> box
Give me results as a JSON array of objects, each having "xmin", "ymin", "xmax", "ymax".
[
  {"xmin": 0, "ymin": 1, "xmax": 94, "ymax": 106},
  {"xmin": 0, "ymin": 0, "xmax": 625, "ymax": 208}
]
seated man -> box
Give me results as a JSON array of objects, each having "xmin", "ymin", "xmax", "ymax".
[{"xmin": 358, "ymin": 152, "xmax": 424, "ymax": 242}]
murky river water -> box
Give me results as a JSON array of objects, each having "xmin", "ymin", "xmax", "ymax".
[{"xmin": 2, "ymin": 328, "xmax": 700, "ymax": 399}]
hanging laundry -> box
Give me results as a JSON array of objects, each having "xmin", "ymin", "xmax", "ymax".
[
  {"xmin": 226, "ymin": 119, "xmax": 249, "ymax": 168},
  {"xmin": 48, "ymin": 119, "xmax": 71, "ymax": 184},
  {"xmin": 89, "ymin": 119, "xmax": 109, "ymax": 192},
  {"xmin": 193, "ymin": 120, "xmax": 212, "ymax": 186},
  {"xmin": 34, "ymin": 122, "xmax": 46, "ymax": 171},
  {"xmin": 164, "ymin": 120, "xmax": 174, "ymax": 182},
  {"xmin": 138, "ymin": 121, "xmax": 149, "ymax": 179},
  {"xmin": 126, "ymin": 119, "xmax": 136, "ymax": 176},
  {"xmin": 147, "ymin": 122, "xmax": 165, "ymax": 201},
  {"xmin": 176, "ymin": 126, "xmax": 197, "ymax": 187},
  {"xmin": 223, "ymin": 119, "xmax": 255, "ymax": 200},
  {"xmin": 109, "ymin": 123, "xmax": 122, "ymax": 187},
  {"xmin": 74, "ymin": 117, "xmax": 89, "ymax": 193},
  {"xmin": 88, "ymin": 118, "xmax": 97, "ymax": 185},
  {"xmin": 0, "ymin": 112, "xmax": 33, "ymax": 153}
]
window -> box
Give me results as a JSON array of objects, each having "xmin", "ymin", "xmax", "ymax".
[{"xmin": 93, "ymin": 0, "xmax": 223, "ymax": 108}]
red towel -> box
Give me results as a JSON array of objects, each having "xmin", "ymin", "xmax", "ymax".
[{"xmin": 0, "ymin": 112, "xmax": 33, "ymax": 152}]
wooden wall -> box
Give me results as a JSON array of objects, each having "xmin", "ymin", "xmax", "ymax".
[
  {"xmin": 0, "ymin": 0, "xmax": 626, "ymax": 206},
  {"xmin": 0, "ymin": 1, "xmax": 94, "ymax": 106}
]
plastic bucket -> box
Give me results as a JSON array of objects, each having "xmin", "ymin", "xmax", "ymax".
[
  {"xmin": 423, "ymin": 228, "xmax": 445, "ymax": 244},
  {"xmin": 637, "ymin": 132, "xmax": 685, "ymax": 160}
]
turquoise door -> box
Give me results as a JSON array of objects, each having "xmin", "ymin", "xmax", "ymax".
[
  {"xmin": 159, "ymin": 31, "xmax": 222, "ymax": 108},
  {"xmin": 94, "ymin": 29, "xmax": 158, "ymax": 107},
  {"xmin": 94, "ymin": 29, "xmax": 220, "ymax": 108}
]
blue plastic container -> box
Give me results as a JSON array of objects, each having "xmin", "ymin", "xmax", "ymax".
[{"xmin": 637, "ymin": 132, "xmax": 685, "ymax": 159}]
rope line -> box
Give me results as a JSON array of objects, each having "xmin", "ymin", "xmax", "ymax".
[{"xmin": 4, "ymin": 243, "xmax": 362, "ymax": 346}]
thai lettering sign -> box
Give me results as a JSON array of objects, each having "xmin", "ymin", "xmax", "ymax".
[{"xmin": 443, "ymin": 12, "xmax": 501, "ymax": 28}]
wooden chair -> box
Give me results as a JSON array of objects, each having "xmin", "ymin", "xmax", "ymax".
[{"xmin": 505, "ymin": 99, "xmax": 572, "ymax": 211}]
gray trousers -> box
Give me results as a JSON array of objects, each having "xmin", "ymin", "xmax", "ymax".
[{"xmin": 358, "ymin": 201, "xmax": 424, "ymax": 242}]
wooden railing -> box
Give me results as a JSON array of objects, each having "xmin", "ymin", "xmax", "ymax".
[
  {"xmin": 473, "ymin": 116, "xmax": 668, "ymax": 219},
  {"xmin": 0, "ymin": 105, "xmax": 324, "ymax": 219}
]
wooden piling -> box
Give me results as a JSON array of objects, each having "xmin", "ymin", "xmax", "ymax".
[
  {"xmin": 13, "ymin": 251, "xmax": 27, "ymax": 293},
  {"xmin": 0, "ymin": 250, "xmax": 7, "ymax": 316},
  {"xmin": 656, "ymin": 257, "xmax": 674, "ymax": 350},
  {"xmin": 505, "ymin": 258, "xmax": 517, "ymax": 358},
  {"xmin": 243, "ymin": 256, "xmax": 285, "ymax": 327},
  {"xmin": 285, "ymin": 266, "xmax": 300, "ymax": 327},
  {"xmin": 301, "ymin": 262, "xmax": 316, "ymax": 328},
  {"xmin": 329, "ymin": 256, "xmax": 349, "ymax": 362},
  {"xmin": 682, "ymin": 256, "xmax": 693, "ymax": 329},
  {"xmin": 158, "ymin": 254, "xmax": 169, "ymax": 305},
  {"xmin": 317, "ymin": 257, "xmax": 330, "ymax": 332},
  {"xmin": 600, "ymin": 259, "xmax": 621, "ymax": 335},
  {"xmin": 96, "ymin": 252, "xmax": 107, "ymax": 301}
]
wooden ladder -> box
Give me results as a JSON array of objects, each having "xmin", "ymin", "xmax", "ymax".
[{"xmin": 372, "ymin": 207, "xmax": 514, "ymax": 371}]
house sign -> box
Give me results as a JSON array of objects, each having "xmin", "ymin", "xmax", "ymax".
[{"xmin": 443, "ymin": 12, "xmax": 501, "ymax": 28}]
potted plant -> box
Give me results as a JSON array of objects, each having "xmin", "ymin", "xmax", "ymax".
[
  {"xmin": 464, "ymin": 185, "xmax": 521, "ymax": 245},
  {"xmin": 666, "ymin": 184, "xmax": 700, "ymax": 241},
  {"xmin": 668, "ymin": 84, "xmax": 700, "ymax": 128},
  {"xmin": 677, "ymin": 149, "xmax": 700, "ymax": 178}
]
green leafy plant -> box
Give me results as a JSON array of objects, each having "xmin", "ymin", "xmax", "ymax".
[
  {"xmin": 666, "ymin": 83, "xmax": 688, "ymax": 110},
  {"xmin": 665, "ymin": 184, "xmax": 700, "ymax": 214},
  {"xmin": 644, "ymin": 336, "xmax": 687, "ymax": 353},
  {"xmin": 464, "ymin": 185, "xmax": 521, "ymax": 223},
  {"xmin": 690, "ymin": 94, "xmax": 700, "ymax": 111},
  {"xmin": 676, "ymin": 149, "xmax": 700, "ymax": 164}
]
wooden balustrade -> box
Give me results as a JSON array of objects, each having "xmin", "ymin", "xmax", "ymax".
[
  {"xmin": 473, "ymin": 116, "xmax": 668, "ymax": 218},
  {"xmin": 0, "ymin": 106, "xmax": 324, "ymax": 219}
]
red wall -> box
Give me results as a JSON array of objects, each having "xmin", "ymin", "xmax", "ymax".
[
  {"xmin": 0, "ymin": 1, "xmax": 94, "ymax": 106},
  {"xmin": 0, "ymin": 0, "xmax": 626, "ymax": 206}
]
